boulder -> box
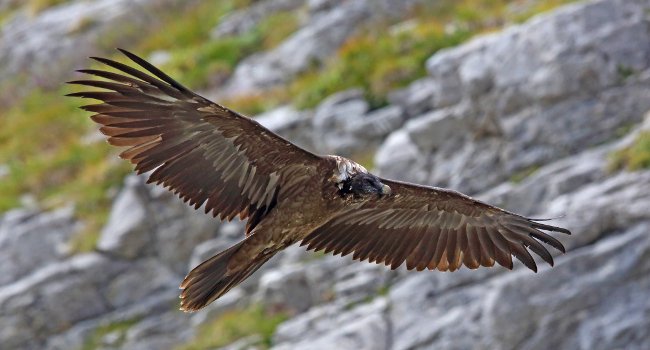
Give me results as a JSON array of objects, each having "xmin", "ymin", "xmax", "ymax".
[
  {"xmin": 0, "ymin": 206, "xmax": 77, "ymax": 286},
  {"xmin": 104, "ymin": 258, "xmax": 178, "ymax": 309},
  {"xmin": 312, "ymin": 89, "xmax": 369, "ymax": 154},
  {"xmin": 311, "ymin": 89, "xmax": 406, "ymax": 156},
  {"xmin": 0, "ymin": 253, "xmax": 127, "ymax": 349},
  {"xmin": 256, "ymin": 265, "xmax": 316, "ymax": 314},
  {"xmin": 97, "ymin": 176, "xmax": 153, "ymax": 259},
  {"xmin": 256, "ymin": 105, "xmax": 315, "ymax": 152},
  {"xmin": 387, "ymin": 77, "xmax": 438, "ymax": 118},
  {"xmin": 273, "ymin": 298, "xmax": 390, "ymax": 350}
]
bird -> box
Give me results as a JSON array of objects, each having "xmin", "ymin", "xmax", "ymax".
[{"xmin": 68, "ymin": 49, "xmax": 570, "ymax": 312}]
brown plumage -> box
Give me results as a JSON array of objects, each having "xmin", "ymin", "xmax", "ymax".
[{"xmin": 69, "ymin": 49, "xmax": 571, "ymax": 312}]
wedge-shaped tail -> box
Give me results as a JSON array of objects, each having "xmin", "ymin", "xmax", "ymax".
[{"xmin": 179, "ymin": 240, "xmax": 271, "ymax": 312}]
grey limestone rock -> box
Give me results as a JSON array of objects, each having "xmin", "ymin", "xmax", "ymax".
[{"xmin": 0, "ymin": 206, "xmax": 77, "ymax": 286}]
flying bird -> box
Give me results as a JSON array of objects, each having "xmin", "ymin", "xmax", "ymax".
[{"xmin": 68, "ymin": 49, "xmax": 570, "ymax": 312}]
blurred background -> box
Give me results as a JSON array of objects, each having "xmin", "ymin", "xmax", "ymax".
[{"xmin": 1, "ymin": 0, "xmax": 649, "ymax": 349}]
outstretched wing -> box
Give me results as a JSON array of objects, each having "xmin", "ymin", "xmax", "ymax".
[
  {"xmin": 69, "ymin": 49, "xmax": 321, "ymax": 232},
  {"xmin": 301, "ymin": 179, "xmax": 570, "ymax": 272}
]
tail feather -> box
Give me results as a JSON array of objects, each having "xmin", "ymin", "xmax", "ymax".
[{"xmin": 179, "ymin": 240, "xmax": 270, "ymax": 312}]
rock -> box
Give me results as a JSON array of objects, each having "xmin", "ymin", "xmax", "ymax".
[
  {"xmin": 98, "ymin": 175, "xmax": 218, "ymax": 271},
  {"xmin": 44, "ymin": 289, "xmax": 182, "ymax": 350},
  {"xmin": 273, "ymin": 298, "xmax": 389, "ymax": 350},
  {"xmin": 0, "ymin": 253, "xmax": 127, "ymax": 349},
  {"xmin": 544, "ymin": 170, "xmax": 650, "ymax": 251},
  {"xmin": 97, "ymin": 176, "xmax": 153, "ymax": 259},
  {"xmin": 218, "ymin": 334, "xmax": 263, "ymax": 350},
  {"xmin": 389, "ymin": 280, "xmax": 485, "ymax": 350},
  {"xmin": 478, "ymin": 145, "xmax": 610, "ymax": 216},
  {"xmin": 276, "ymin": 244, "xmax": 312, "ymax": 265},
  {"xmin": 256, "ymin": 105, "xmax": 315, "ymax": 152},
  {"xmin": 307, "ymin": 0, "xmax": 337, "ymax": 14},
  {"xmin": 311, "ymin": 89, "xmax": 369, "ymax": 155},
  {"xmin": 148, "ymin": 50, "xmax": 171, "ymax": 66},
  {"xmin": 374, "ymin": 129, "xmax": 426, "ymax": 183},
  {"xmin": 104, "ymin": 258, "xmax": 178, "ymax": 309},
  {"xmin": 484, "ymin": 222, "xmax": 650, "ymax": 350},
  {"xmin": 191, "ymin": 288, "xmax": 247, "ymax": 327},
  {"xmin": 254, "ymin": 254, "xmax": 356, "ymax": 314},
  {"xmin": 273, "ymin": 303, "xmax": 342, "ymax": 345},
  {"xmin": 255, "ymin": 265, "xmax": 315, "ymax": 314},
  {"xmin": 310, "ymin": 89, "xmax": 405, "ymax": 156},
  {"xmin": 117, "ymin": 174, "xmax": 219, "ymax": 274},
  {"xmin": 123, "ymin": 312, "xmax": 192, "ymax": 350},
  {"xmin": 404, "ymin": 106, "xmax": 468, "ymax": 152},
  {"xmin": 348, "ymin": 105, "xmax": 405, "ymax": 141},
  {"xmin": 382, "ymin": 70, "xmax": 650, "ymax": 195},
  {"xmin": 0, "ymin": 206, "xmax": 77, "ymax": 286},
  {"xmin": 387, "ymin": 77, "xmax": 438, "ymax": 118},
  {"xmin": 333, "ymin": 263, "xmax": 393, "ymax": 305},
  {"xmin": 188, "ymin": 237, "xmax": 238, "ymax": 273}
]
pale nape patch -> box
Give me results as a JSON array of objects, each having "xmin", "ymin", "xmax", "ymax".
[{"xmin": 329, "ymin": 155, "xmax": 368, "ymax": 186}]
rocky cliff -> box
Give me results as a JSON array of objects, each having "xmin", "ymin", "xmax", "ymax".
[{"xmin": 1, "ymin": 0, "xmax": 649, "ymax": 349}]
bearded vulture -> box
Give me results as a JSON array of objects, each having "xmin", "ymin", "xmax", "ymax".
[{"xmin": 68, "ymin": 49, "xmax": 571, "ymax": 312}]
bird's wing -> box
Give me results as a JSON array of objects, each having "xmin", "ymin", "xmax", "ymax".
[
  {"xmin": 69, "ymin": 49, "xmax": 321, "ymax": 232},
  {"xmin": 301, "ymin": 179, "xmax": 570, "ymax": 272}
]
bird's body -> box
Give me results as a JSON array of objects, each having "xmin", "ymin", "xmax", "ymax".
[{"xmin": 69, "ymin": 49, "xmax": 571, "ymax": 312}]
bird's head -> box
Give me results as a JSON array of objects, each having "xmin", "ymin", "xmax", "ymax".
[
  {"xmin": 329, "ymin": 155, "xmax": 391, "ymax": 198},
  {"xmin": 350, "ymin": 173, "xmax": 392, "ymax": 197},
  {"xmin": 341, "ymin": 173, "xmax": 392, "ymax": 198}
]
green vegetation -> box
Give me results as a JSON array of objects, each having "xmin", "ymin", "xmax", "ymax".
[
  {"xmin": 509, "ymin": 165, "xmax": 540, "ymax": 183},
  {"xmin": 0, "ymin": 86, "xmax": 131, "ymax": 251},
  {"xmin": 291, "ymin": 23, "xmax": 469, "ymax": 109},
  {"xmin": 177, "ymin": 305, "xmax": 288, "ymax": 350},
  {"xmin": 617, "ymin": 64, "xmax": 636, "ymax": 81},
  {"xmin": 81, "ymin": 317, "xmax": 139, "ymax": 350},
  {"xmin": 27, "ymin": 0, "xmax": 72, "ymax": 14},
  {"xmin": 343, "ymin": 285, "xmax": 390, "ymax": 310},
  {"xmin": 136, "ymin": 2, "xmax": 299, "ymax": 90},
  {"xmin": 289, "ymin": 0, "xmax": 578, "ymax": 110},
  {"xmin": 609, "ymin": 132, "xmax": 650, "ymax": 171}
]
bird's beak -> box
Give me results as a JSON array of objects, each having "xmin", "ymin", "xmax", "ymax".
[{"xmin": 381, "ymin": 184, "xmax": 392, "ymax": 196}]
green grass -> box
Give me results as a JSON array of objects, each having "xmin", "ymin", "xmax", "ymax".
[
  {"xmin": 609, "ymin": 132, "xmax": 650, "ymax": 172},
  {"xmin": 27, "ymin": 0, "xmax": 72, "ymax": 14},
  {"xmin": 177, "ymin": 305, "xmax": 288, "ymax": 350},
  {"xmin": 257, "ymin": 10, "xmax": 301, "ymax": 50},
  {"xmin": 0, "ymin": 86, "xmax": 131, "ymax": 251},
  {"xmin": 80, "ymin": 318, "xmax": 139, "ymax": 350},
  {"xmin": 617, "ymin": 64, "xmax": 636, "ymax": 81},
  {"xmin": 135, "ymin": 3, "xmax": 299, "ymax": 91},
  {"xmin": 509, "ymin": 165, "xmax": 540, "ymax": 183},
  {"xmin": 288, "ymin": 0, "xmax": 578, "ymax": 110},
  {"xmin": 290, "ymin": 23, "xmax": 470, "ymax": 109}
]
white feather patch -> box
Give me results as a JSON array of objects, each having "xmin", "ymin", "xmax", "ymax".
[{"xmin": 329, "ymin": 155, "xmax": 368, "ymax": 183}]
